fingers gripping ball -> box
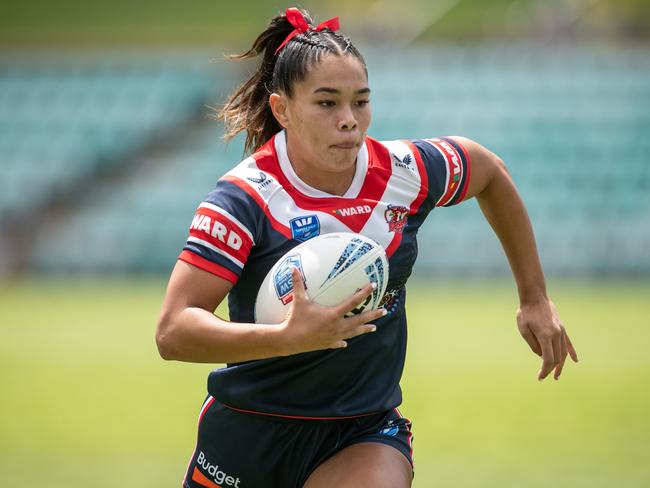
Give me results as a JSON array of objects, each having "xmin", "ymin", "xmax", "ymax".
[{"xmin": 254, "ymin": 232, "xmax": 389, "ymax": 324}]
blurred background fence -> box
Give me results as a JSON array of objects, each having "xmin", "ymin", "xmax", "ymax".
[{"xmin": 1, "ymin": 1, "xmax": 649, "ymax": 279}]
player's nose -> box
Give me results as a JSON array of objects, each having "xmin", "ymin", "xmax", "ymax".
[{"xmin": 337, "ymin": 108, "xmax": 357, "ymax": 131}]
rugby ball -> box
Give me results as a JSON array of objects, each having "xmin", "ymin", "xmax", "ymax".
[{"xmin": 254, "ymin": 232, "xmax": 389, "ymax": 324}]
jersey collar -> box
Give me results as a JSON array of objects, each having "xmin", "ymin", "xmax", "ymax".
[{"xmin": 274, "ymin": 130, "xmax": 369, "ymax": 199}]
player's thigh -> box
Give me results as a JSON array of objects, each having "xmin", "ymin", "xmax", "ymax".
[{"xmin": 303, "ymin": 442, "xmax": 412, "ymax": 488}]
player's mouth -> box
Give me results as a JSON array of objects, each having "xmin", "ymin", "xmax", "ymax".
[{"xmin": 332, "ymin": 141, "xmax": 358, "ymax": 150}]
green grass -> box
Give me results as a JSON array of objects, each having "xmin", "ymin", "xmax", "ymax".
[{"xmin": 0, "ymin": 279, "xmax": 649, "ymax": 487}]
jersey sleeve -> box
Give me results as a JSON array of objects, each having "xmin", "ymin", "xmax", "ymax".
[
  {"xmin": 411, "ymin": 137, "xmax": 471, "ymax": 207},
  {"xmin": 178, "ymin": 179, "xmax": 260, "ymax": 284}
]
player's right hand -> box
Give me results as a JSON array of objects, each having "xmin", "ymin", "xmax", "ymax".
[{"xmin": 279, "ymin": 267, "xmax": 386, "ymax": 355}]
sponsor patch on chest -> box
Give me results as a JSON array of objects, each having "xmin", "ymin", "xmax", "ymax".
[
  {"xmin": 332, "ymin": 204, "xmax": 372, "ymax": 217},
  {"xmin": 290, "ymin": 215, "xmax": 320, "ymax": 242}
]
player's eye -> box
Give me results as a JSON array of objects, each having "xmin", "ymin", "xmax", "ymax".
[
  {"xmin": 355, "ymin": 99, "xmax": 370, "ymax": 107},
  {"xmin": 318, "ymin": 100, "xmax": 335, "ymax": 107}
]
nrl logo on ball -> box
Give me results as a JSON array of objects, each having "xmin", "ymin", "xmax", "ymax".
[{"xmin": 273, "ymin": 254, "xmax": 306, "ymax": 305}]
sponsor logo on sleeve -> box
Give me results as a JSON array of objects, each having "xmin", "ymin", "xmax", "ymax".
[
  {"xmin": 426, "ymin": 138, "xmax": 465, "ymax": 206},
  {"xmin": 190, "ymin": 214, "xmax": 243, "ymax": 251},
  {"xmin": 384, "ymin": 204, "xmax": 409, "ymax": 234},
  {"xmin": 273, "ymin": 254, "xmax": 306, "ymax": 305},
  {"xmin": 290, "ymin": 215, "xmax": 320, "ymax": 242},
  {"xmin": 432, "ymin": 138, "xmax": 462, "ymax": 185}
]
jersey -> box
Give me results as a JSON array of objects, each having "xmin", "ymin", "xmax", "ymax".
[{"xmin": 179, "ymin": 130, "xmax": 470, "ymax": 418}]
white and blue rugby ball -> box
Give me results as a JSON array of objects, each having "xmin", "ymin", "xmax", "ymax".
[{"xmin": 254, "ymin": 232, "xmax": 389, "ymax": 324}]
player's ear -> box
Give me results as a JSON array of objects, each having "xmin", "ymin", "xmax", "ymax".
[{"xmin": 269, "ymin": 92, "xmax": 289, "ymax": 129}]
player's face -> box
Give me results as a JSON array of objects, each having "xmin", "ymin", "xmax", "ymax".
[{"xmin": 275, "ymin": 54, "xmax": 371, "ymax": 188}]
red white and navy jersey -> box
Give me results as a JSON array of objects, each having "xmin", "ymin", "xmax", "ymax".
[{"xmin": 179, "ymin": 130, "xmax": 470, "ymax": 418}]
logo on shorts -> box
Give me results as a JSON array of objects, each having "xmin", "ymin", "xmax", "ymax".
[
  {"xmin": 384, "ymin": 205, "xmax": 409, "ymax": 233},
  {"xmin": 194, "ymin": 451, "xmax": 242, "ymax": 487},
  {"xmin": 378, "ymin": 288, "xmax": 401, "ymax": 315},
  {"xmin": 273, "ymin": 254, "xmax": 306, "ymax": 304},
  {"xmin": 379, "ymin": 420, "xmax": 399, "ymax": 437},
  {"xmin": 290, "ymin": 215, "xmax": 320, "ymax": 242}
]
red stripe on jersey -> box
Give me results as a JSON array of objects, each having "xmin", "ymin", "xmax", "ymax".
[
  {"xmin": 426, "ymin": 138, "xmax": 464, "ymax": 207},
  {"xmin": 385, "ymin": 232, "xmax": 402, "ymax": 258},
  {"xmin": 182, "ymin": 397, "xmax": 217, "ymax": 487},
  {"xmin": 454, "ymin": 138, "xmax": 472, "ymax": 202},
  {"xmin": 198, "ymin": 396, "xmax": 216, "ymax": 425},
  {"xmin": 220, "ymin": 401, "xmax": 377, "ymax": 420},
  {"xmin": 251, "ymin": 135, "xmax": 393, "ymax": 233},
  {"xmin": 384, "ymin": 141, "xmax": 427, "ymax": 258},
  {"xmin": 357, "ymin": 137, "xmax": 393, "ymax": 200},
  {"xmin": 402, "ymin": 140, "xmax": 429, "ymax": 214},
  {"xmin": 178, "ymin": 251, "xmax": 239, "ymax": 284},
  {"xmin": 222, "ymin": 174, "xmax": 292, "ymax": 239},
  {"xmin": 188, "ymin": 207, "xmax": 254, "ymax": 266}
]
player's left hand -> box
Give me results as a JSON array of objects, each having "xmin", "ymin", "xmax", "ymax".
[{"xmin": 516, "ymin": 298, "xmax": 578, "ymax": 381}]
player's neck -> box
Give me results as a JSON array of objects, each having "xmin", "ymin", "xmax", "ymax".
[{"xmin": 285, "ymin": 143, "xmax": 356, "ymax": 197}]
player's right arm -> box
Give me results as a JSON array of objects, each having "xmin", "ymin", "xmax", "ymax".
[
  {"xmin": 156, "ymin": 177, "xmax": 381, "ymax": 363},
  {"xmin": 155, "ymin": 262, "xmax": 381, "ymax": 363}
]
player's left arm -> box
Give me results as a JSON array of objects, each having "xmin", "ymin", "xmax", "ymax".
[{"xmin": 450, "ymin": 136, "xmax": 579, "ymax": 380}]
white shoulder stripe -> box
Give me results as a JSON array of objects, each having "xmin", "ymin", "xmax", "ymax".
[
  {"xmin": 226, "ymin": 157, "xmax": 281, "ymax": 204},
  {"xmin": 198, "ymin": 202, "xmax": 255, "ymax": 244},
  {"xmin": 187, "ymin": 236, "xmax": 245, "ymax": 269}
]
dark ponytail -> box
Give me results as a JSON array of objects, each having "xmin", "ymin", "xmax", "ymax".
[{"xmin": 217, "ymin": 8, "xmax": 366, "ymax": 155}]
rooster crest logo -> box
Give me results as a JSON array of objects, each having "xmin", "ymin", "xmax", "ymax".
[{"xmin": 384, "ymin": 204, "xmax": 409, "ymax": 233}]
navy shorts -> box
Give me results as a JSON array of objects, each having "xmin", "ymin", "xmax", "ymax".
[{"xmin": 182, "ymin": 396, "xmax": 414, "ymax": 488}]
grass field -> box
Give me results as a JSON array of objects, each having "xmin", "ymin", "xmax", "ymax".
[{"xmin": 1, "ymin": 279, "xmax": 649, "ymax": 487}]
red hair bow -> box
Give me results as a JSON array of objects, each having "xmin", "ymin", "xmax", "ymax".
[{"xmin": 275, "ymin": 7, "xmax": 340, "ymax": 55}]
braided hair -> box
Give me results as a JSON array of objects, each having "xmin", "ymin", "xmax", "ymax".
[{"xmin": 218, "ymin": 8, "xmax": 367, "ymax": 155}]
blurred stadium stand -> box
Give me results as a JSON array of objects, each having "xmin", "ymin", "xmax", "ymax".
[
  {"xmin": 367, "ymin": 46, "xmax": 650, "ymax": 276},
  {"xmin": 0, "ymin": 50, "xmax": 221, "ymax": 223},
  {"xmin": 1, "ymin": 46, "xmax": 648, "ymax": 277}
]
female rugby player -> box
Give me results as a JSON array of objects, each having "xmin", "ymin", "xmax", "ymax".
[{"xmin": 156, "ymin": 7, "xmax": 578, "ymax": 488}]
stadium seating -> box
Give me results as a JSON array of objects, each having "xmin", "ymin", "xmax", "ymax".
[
  {"xmin": 0, "ymin": 50, "xmax": 222, "ymax": 224},
  {"xmin": 26, "ymin": 123, "xmax": 240, "ymax": 274},
  {"xmin": 4, "ymin": 46, "xmax": 648, "ymax": 276},
  {"xmin": 366, "ymin": 46, "xmax": 650, "ymax": 276}
]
